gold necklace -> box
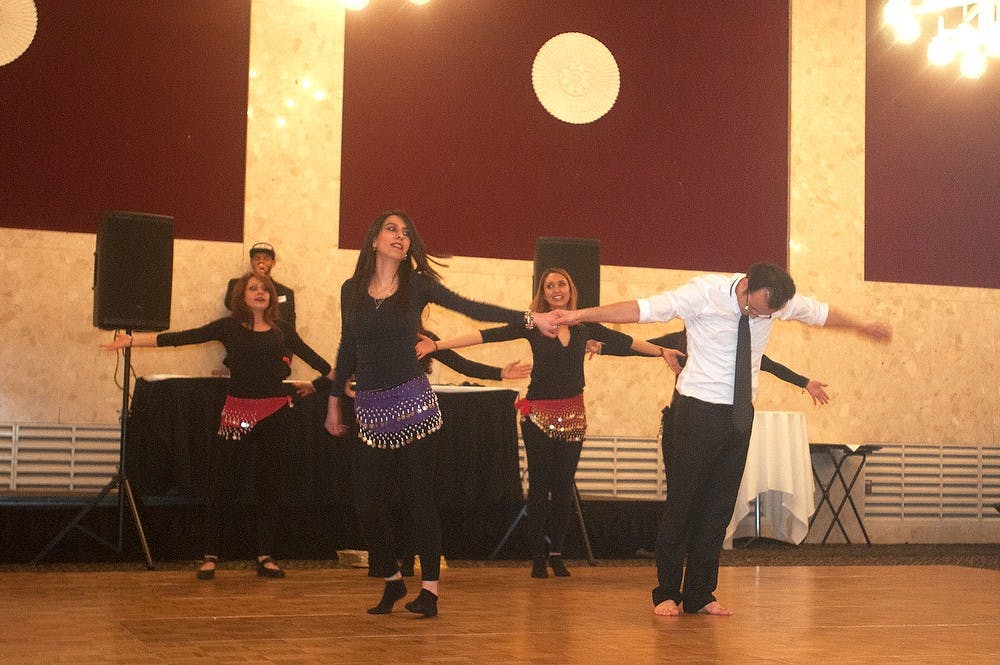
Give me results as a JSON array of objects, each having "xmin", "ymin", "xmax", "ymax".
[{"xmin": 371, "ymin": 276, "xmax": 397, "ymax": 309}]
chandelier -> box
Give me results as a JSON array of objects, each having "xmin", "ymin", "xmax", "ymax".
[{"xmin": 883, "ymin": 1, "xmax": 1000, "ymax": 78}]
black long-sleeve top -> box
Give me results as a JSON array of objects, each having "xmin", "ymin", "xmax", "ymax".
[
  {"xmin": 156, "ymin": 318, "xmax": 331, "ymax": 399},
  {"xmin": 480, "ymin": 322, "xmax": 633, "ymax": 400},
  {"xmin": 602, "ymin": 329, "xmax": 809, "ymax": 388},
  {"xmin": 332, "ymin": 272, "xmax": 523, "ymax": 395}
]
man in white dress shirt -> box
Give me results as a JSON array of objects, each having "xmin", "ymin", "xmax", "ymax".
[{"xmin": 546, "ymin": 263, "xmax": 891, "ymax": 616}]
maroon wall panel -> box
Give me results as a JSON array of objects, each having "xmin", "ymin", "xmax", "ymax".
[
  {"xmin": 341, "ymin": 1, "xmax": 789, "ymax": 272},
  {"xmin": 0, "ymin": 0, "xmax": 250, "ymax": 241},
  {"xmin": 866, "ymin": 1, "xmax": 1000, "ymax": 289}
]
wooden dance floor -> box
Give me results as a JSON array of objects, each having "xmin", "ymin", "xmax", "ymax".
[{"xmin": 2, "ymin": 563, "xmax": 997, "ymax": 664}]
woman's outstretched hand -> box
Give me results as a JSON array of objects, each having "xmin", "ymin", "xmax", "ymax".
[
  {"xmin": 805, "ymin": 379, "xmax": 830, "ymax": 405},
  {"xmin": 500, "ymin": 360, "xmax": 532, "ymax": 379},
  {"xmin": 100, "ymin": 332, "xmax": 131, "ymax": 351}
]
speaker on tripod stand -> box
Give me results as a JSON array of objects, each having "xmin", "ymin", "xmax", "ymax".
[{"xmin": 34, "ymin": 211, "xmax": 174, "ymax": 567}]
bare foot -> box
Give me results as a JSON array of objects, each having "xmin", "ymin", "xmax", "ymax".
[
  {"xmin": 695, "ymin": 601, "xmax": 734, "ymax": 616},
  {"xmin": 653, "ymin": 599, "xmax": 680, "ymax": 616}
]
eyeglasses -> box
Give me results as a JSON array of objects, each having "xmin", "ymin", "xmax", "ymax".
[{"xmin": 743, "ymin": 292, "xmax": 773, "ymax": 319}]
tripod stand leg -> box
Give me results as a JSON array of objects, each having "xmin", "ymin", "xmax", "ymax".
[
  {"xmin": 32, "ymin": 481, "xmax": 115, "ymax": 564},
  {"xmin": 572, "ymin": 483, "xmax": 595, "ymax": 565},
  {"xmin": 35, "ymin": 336, "xmax": 157, "ymax": 567},
  {"xmin": 121, "ymin": 476, "xmax": 155, "ymax": 570},
  {"xmin": 489, "ymin": 504, "xmax": 527, "ymax": 559},
  {"xmin": 493, "ymin": 487, "xmax": 595, "ymax": 563}
]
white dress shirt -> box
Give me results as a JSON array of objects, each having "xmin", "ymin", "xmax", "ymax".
[{"xmin": 637, "ymin": 273, "xmax": 829, "ymax": 405}]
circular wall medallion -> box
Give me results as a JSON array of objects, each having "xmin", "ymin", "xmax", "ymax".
[
  {"xmin": 0, "ymin": 0, "xmax": 38, "ymax": 67},
  {"xmin": 531, "ymin": 32, "xmax": 620, "ymax": 124}
]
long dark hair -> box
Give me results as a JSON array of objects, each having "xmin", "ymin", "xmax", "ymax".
[
  {"xmin": 349, "ymin": 210, "xmax": 449, "ymax": 315},
  {"xmin": 229, "ymin": 272, "xmax": 281, "ymax": 328}
]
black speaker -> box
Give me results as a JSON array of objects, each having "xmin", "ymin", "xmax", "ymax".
[
  {"xmin": 93, "ymin": 211, "xmax": 174, "ymax": 331},
  {"xmin": 533, "ymin": 237, "xmax": 600, "ymax": 309}
]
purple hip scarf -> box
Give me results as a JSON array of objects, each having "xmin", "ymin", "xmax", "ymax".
[{"xmin": 354, "ymin": 374, "xmax": 442, "ymax": 449}]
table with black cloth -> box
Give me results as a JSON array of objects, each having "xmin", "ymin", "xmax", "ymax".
[{"xmin": 124, "ymin": 377, "xmax": 524, "ymax": 559}]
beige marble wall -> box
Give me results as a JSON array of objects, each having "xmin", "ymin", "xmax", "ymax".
[
  {"xmin": 1, "ymin": 0, "xmax": 996, "ymax": 448},
  {"xmin": 241, "ymin": 0, "xmax": 348, "ymax": 368},
  {"xmin": 784, "ymin": 0, "xmax": 998, "ymax": 447}
]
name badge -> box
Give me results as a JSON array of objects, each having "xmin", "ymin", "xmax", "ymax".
[{"xmin": 278, "ymin": 295, "xmax": 287, "ymax": 303}]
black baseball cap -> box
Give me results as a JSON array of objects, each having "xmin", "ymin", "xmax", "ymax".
[{"xmin": 249, "ymin": 242, "xmax": 275, "ymax": 259}]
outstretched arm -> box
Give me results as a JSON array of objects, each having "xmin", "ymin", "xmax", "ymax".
[
  {"xmin": 549, "ymin": 301, "xmax": 641, "ymax": 333},
  {"xmin": 415, "ymin": 331, "xmax": 486, "ymax": 360},
  {"xmin": 628, "ymin": 339, "xmax": 685, "ymax": 374},
  {"xmin": 592, "ymin": 330, "xmax": 686, "ymax": 358},
  {"xmin": 760, "ymin": 355, "xmax": 831, "ymax": 406},
  {"xmin": 824, "ymin": 307, "xmax": 892, "ymax": 342},
  {"xmin": 760, "ymin": 355, "xmax": 830, "ymax": 406},
  {"xmin": 100, "ymin": 332, "xmax": 158, "ymax": 351},
  {"xmin": 760, "ymin": 354, "xmax": 808, "ymax": 387},
  {"xmin": 434, "ymin": 347, "xmax": 531, "ymax": 381}
]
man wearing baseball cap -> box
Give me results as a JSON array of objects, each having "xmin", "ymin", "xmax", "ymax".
[{"xmin": 225, "ymin": 242, "xmax": 297, "ymax": 329}]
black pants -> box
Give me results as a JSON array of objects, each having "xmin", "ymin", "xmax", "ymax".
[
  {"xmin": 202, "ymin": 406, "xmax": 287, "ymax": 557},
  {"xmin": 652, "ymin": 395, "xmax": 751, "ymax": 612},
  {"xmin": 660, "ymin": 405, "xmax": 674, "ymax": 485},
  {"xmin": 352, "ymin": 434, "xmax": 442, "ymax": 581},
  {"xmin": 521, "ymin": 419, "xmax": 584, "ymax": 557},
  {"xmin": 659, "ymin": 389, "xmax": 681, "ymax": 485}
]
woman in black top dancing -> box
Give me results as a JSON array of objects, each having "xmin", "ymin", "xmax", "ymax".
[
  {"xmin": 102, "ymin": 271, "xmax": 332, "ymax": 579},
  {"xmin": 324, "ymin": 210, "xmax": 557, "ymax": 617},
  {"xmin": 341, "ymin": 333, "xmax": 530, "ymax": 577},
  {"xmin": 417, "ymin": 267, "xmax": 680, "ymax": 578}
]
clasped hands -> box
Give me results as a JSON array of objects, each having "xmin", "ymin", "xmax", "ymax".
[{"xmin": 532, "ymin": 310, "xmax": 568, "ymax": 337}]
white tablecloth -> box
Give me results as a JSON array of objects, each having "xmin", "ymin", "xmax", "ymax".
[{"xmin": 724, "ymin": 410, "xmax": 814, "ymax": 548}]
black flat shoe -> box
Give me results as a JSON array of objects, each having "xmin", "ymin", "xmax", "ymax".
[
  {"xmin": 196, "ymin": 555, "xmax": 217, "ymax": 580},
  {"xmin": 367, "ymin": 579, "xmax": 407, "ymax": 614},
  {"xmin": 404, "ymin": 588, "xmax": 438, "ymax": 617},
  {"xmin": 531, "ymin": 556, "xmax": 548, "ymax": 579},
  {"xmin": 256, "ymin": 556, "xmax": 286, "ymax": 578}
]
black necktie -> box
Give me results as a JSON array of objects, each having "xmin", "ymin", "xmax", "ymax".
[{"xmin": 733, "ymin": 313, "xmax": 753, "ymax": 432}]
